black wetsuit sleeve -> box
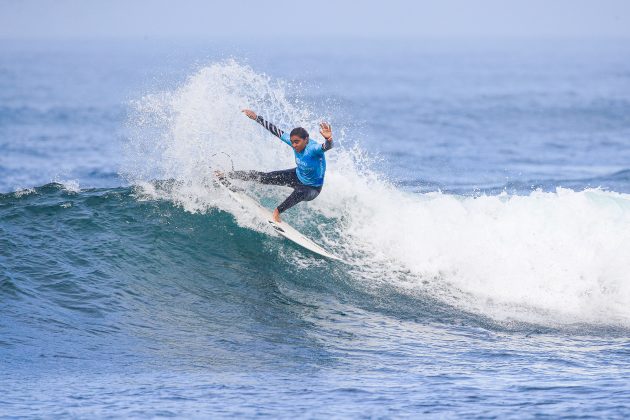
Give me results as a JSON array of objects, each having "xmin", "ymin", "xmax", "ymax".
[
  {"xmin": 322, "ymin": 139, "xmax": 333, "ymax": 152},
  {"xmin": 255, "ymin": 115, "xmax": 285, "ymax": 139}
]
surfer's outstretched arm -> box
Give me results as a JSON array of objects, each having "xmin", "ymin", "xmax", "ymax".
[
  {"xmin": 242, "ymin": 109, "xmax": 286, "ymax": 140},
  {"xmin": 255, "ymin": 115, "xmax": 285, "ymax": 139}
]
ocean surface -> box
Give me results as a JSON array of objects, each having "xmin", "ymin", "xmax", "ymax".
[{"xmin": 1, "ymin": 38, "xmax": 630, "ymax": 417}]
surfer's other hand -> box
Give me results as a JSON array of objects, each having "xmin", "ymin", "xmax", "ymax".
[
  {"xmin": 319, "ymin": 122, "xmax": 332, "ymax": 140},
  {"xmin": 273, "ymin": 208, "xmax": 282, "ymax": 223},
  {"xmin": 242, "ymin": 109, "xmax": 257, "ymax": 120}
]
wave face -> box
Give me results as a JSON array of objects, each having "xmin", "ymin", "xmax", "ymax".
[
  {"xmin": 115, "ymin": 61, "xmax": 630, "ymax": 328},
  {"xmin": 3, "ymin": 181, "xmax": 630, "ymax": 336}
]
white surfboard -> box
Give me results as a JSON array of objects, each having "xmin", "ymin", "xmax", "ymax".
[{"xmin": 216, "ymin": 177, "xmax": 343, "ymax": 261}]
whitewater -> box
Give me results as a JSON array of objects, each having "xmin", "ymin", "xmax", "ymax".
[{"xmin": 123, "ymin": 60, "xmax": 630, "ymax": 328}]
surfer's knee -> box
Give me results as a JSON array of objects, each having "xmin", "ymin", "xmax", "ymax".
[
  {"xmin": 302, "ymin": 188, "xmax": 320, "ymax": 202},
  {"xmin": 297, "ymin": 185, "xmax": 321, "ymax": 202},
  {"xmin": 277, "ymin": 187, "xmax": 319, "ymax": 213}
]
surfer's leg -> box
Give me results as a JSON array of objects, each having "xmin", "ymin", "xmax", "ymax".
[
  {"xmin": 228, "ymin": 170, "xmax": 261, "ymax": 181},
  {"xmin": 276, "ymin": 185, "xmax": 321, "ymax": 213},
  {"xmin": 257, "ymin": 168, "xmax": 301, "ymax": 188},
  {"xmin": 229, "ymin": 169, "xmax": 299, "ymax": 187}
]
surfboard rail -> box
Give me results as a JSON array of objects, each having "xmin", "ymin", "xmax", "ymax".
[{"xmin": 216, "ymin": 176, "xmax": 344, "ymax": 261}]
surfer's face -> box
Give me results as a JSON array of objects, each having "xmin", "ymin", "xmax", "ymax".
[{"xmin": 290, "ymin": 135, "xmax": 308, "ymax": 153}]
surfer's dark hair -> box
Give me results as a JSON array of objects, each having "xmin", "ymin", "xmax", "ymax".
[{"xmin": 290, "ymin": 127, "xmax": 309, "ymax": 139}]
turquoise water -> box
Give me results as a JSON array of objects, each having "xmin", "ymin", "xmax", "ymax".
[{"xmin": 1, "ymin": 40, "xmax": 630, "ymax": 417}]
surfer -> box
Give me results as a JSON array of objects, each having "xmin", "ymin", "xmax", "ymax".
[{"xmin": 220, "ymin": 109, "xmax": 334, "ymax": 223}]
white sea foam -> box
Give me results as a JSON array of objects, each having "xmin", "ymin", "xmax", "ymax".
[
  {"xmin": 124, "ymin": 60, "xmax": 630, "ymax": 327},
  {"xmin": 13, "ymin": 187, "xmax": 36, "ymax": 198},
  {"xmin": 340, "ymin": 183, "xmax": 630, "ymax": 326},
  {"xmin": 53, "ymin": 178, "xmax": 81, "ymax": 193}
]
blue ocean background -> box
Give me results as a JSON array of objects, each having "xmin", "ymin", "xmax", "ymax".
[{"xmin": 1, "ymin": 38, "xmax": 630, "ymax": 417}]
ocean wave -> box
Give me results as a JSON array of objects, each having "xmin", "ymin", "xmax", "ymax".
[
  {"xmin": 3, "ymin": 61, "xmax": 629, "ymax": 333},
  {"xmin": 3, "ymin": 180, "xmax": 630, "ymax": 335},
  {"xmin": 117, "ymin": 60, "xmax": 630, "ymax": 328}
]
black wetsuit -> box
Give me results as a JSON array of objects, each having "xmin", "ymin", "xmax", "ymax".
[{"xmin": 230, "ymin": 116, "xmax": 333, "ymax": 213}]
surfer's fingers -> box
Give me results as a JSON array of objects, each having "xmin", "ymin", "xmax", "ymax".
[{"xmin": 242, "ymin": 109, "xmax": 256, "ymax": 119}]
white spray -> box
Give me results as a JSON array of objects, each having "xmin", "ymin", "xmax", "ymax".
[{"xmin": 123, "ymin": 60, "xmax": 630, "ymax": 327}]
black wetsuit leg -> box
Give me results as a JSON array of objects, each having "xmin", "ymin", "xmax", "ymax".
[
  {"xmin": 229, "ymin": 168, "xmax": 300, "ymax": 188},
  {"xmin": 277, "ymin": 184, "xmax": 321, "ymax": 213},
  {"xmin": 229, "ymin": 168, "xmax": 322, "ymax": 213}
]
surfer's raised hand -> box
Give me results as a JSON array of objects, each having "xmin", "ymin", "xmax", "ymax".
[
  {"xmin": 319, "ymin": 122, "xmax": 332, "ymax": 141},
  {"xmin": 242, "ymin": 109, "xmax": 257, "ymax": 120}
]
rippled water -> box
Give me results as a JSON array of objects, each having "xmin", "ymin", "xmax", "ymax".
[{"xmin": 1, "ymin": 39, "xmax": 630, "ymax": 417}]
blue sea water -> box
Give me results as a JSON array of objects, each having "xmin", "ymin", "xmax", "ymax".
[{"xmin": 1, "ymin": 38, "xmax": 630, "ymax": 417}]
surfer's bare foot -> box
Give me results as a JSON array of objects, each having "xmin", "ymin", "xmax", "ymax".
[{"xmin": 272, "ymin": 208, "xmax": 282, "ymax": 223}]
